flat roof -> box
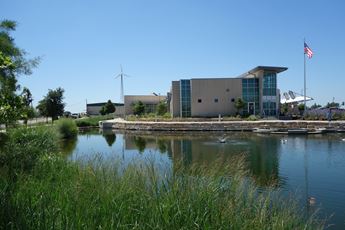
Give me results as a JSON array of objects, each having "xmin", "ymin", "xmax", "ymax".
[
  {"xmin": 87, "ymin": 102, "xmax": 124, "ymax": 107},
  {"xmin": 238, "ymin": 66, "xmax": 288, "ymax": 78},
  {"xmin": 180, "ymin": 66, "xmax": 288, "ymax": 80}
]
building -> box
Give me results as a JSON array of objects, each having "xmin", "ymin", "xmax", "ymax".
[
  {"xmin": 170, "ymin": 66, "xmax": 287, "ymax": 117},
  {"xmin": 86, "ymin": 102, "xmax": 124, "ymax": 116},
  {"xmin": 124, "ymin": 95, "xmax": 167, "ymax": 115}
]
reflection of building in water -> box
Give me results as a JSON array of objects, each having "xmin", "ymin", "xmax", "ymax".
[
  {"xmin": 122, "ymin": 133, "xmax": 281, "ymax": 187},
  {"xmin": 170, "ymin": 136, "xmax": 281, "ymax": 187},
  {"xmin": 248, "ymin": 137, "xmax": 280, "ymax": 187}
]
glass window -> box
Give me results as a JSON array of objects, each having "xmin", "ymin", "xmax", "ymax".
[
  {"xmin": 263, "ymin": 102, "xmax": 276, "ymax": 116},
  {"xmin": 263, "ymin": 72, "xmax": 277, "ymax": 96},
  {"xmin": 242, "ymin": 78, "xmax": 259, "ymax": 115},
  {"xmin": 180, "ymin": 80, "xmax": 191, "ymax": 117}
]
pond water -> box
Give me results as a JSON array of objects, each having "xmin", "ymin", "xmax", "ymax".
[{"xmin": 63, "ymin": 129, "xmax": 345, "ymax": 229}]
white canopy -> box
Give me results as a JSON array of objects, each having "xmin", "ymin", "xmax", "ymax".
[{"xmin": 280, "ymin": 91, "xmax": 313, "ymax": 104}]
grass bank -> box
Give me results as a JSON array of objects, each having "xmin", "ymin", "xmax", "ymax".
[
  {"xmin": 0, "ymin": 126, "xmax": 324, "ymax": 229},
  {"xmin": 75, "ymin": 114, "xmax": 114, "ymax": 127}
]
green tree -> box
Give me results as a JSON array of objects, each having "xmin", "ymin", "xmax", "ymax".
[
  {"xmin": 37, "ymin": 88, "xmax": 65, "ymax": 122},
  {"xmin": 133, "ymin": 101, "xmax": 145, "ymax": 115},
  {"xmin": 234, "ymin": 98, "xmax": 245, "ymax": 115},
  {"xmin": 0, "ymin": 20, "xmax": 39, "ymax": 75},
  {"xmin": 104, "ymin": 100, "xmax": 116, "ymax": 114},
  {"xmin": 99, "ymin": 100, "xmax": 116, "ymax": 115},
  {"xmin": 0, "ymin": 20, "xmax": 39, "ymax": 127},
  {"xmin": 0, "ymin": 52, "xmax": 23, "ymax": 127},
  {"xmin": 99, "ymin": 106, "xmax": 106, "ymax": 115},
  {"xmin": 156, "ymin": 101, "xmax": 167, "ymax": 116},
  {"xmin": 298, "ymin": 104, "xmax": 305, "ymax": 115},
  {"xmin": 310, "ymin": 103, "xmax": 322, "ymax": 109},
  {"xmin": 280, "ymin": 103, "xmax": 288, "ymax": 115},
  {"xmin": 20, "ymin": 87, "xmax": 35, "ymax": 125},
  {"xmin": 326, "ymin": 102, "xmax": 339, "ymax": 108}
]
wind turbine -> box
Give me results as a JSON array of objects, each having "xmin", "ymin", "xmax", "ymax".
[{"xmin": 115, "ymin": 65, "xmax": 132, "ymax": 103}]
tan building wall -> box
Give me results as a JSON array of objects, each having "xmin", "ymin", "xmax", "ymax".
[
  {"xmin": 170, "ymin": 81, "xmax": 180, "ymax": 117},
  {"xmin": 190, "ymin": 78, "xmax": 242, "ymax": 117},
  {"xmin": 124, "ymin": 95, "xmax": 167, "ymax": 115}
]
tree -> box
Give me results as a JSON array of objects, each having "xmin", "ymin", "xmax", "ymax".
[
  {"xmin": 20, "ymin": 87, "xmax": 35, "ymax": 125},
  {"xmin": 133, "ymin": 101, "xmax": 145, "ymax": 115},
  {"xmin": 0, "ymin": 52, "xmax": 23, "ymax": 127},
  {"xmin": 310, "ymin": 103, "xmax": 322, "ymax": 109},
  {"xmin": 326, "ymin": 102, "xmax": 339, "ymax": 108},
  {"xmin": 0, "ymin": 20, "xmax": 39, "ymax": 127},
  {"xmin": 99, "ymin": 106, "xmax": 106, "ymax": 115},
  {"xmin": 104, "ymin": 100, "xmax": 116, "ymax": 114},
  {"xmin": 234, "ymin": 98, "xmax": 245, "ymax": 115},
  {"xmin": 280, "ymin": 103, "xmax": 288, "ymax": 115},
  {"xmin": 99, "ymin": 100, "xmax": 115, "ymax": 115},
  {"xmin": 298, "ymin": 104, "xmax": 305, "ymax": 115},
  {"xmin": 37, "ymin": 88, "xmax": 65, "ymax": 122},
  {"xmin": 156, "ymin": 101, "xmax": 167, "ymax": 116},
  {"xmin": 0, "ymin": 20, "xmax": 39, "ymax": 75}
]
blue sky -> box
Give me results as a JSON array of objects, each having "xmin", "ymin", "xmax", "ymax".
[{"xmin": 2, "ymin": 0, "xmax": 345, "ymax": 112}]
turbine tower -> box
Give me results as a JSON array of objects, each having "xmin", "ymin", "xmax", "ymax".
[{"xmin": 115, "ymin": 65, "xmax": 132, "ymax": 103}]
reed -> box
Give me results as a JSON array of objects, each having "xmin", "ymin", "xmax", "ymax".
[{"xmin": 1, "ymin": 154, "xmax": 323, "ymax": 229}]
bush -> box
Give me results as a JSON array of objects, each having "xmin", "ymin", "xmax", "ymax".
[
  {"xmin": 247, "ymin": 115, "xmax": 260, "ymax": 121},
  {"xmin": 56, "ymin": 118, "xmax": 78, "ymax": 139}
]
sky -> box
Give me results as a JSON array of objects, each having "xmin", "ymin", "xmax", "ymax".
[{"xmin": 2, "ymin": 0, "xmax": 345, "ymax": 112}]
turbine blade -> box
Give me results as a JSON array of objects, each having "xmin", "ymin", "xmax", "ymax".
[{"xmin": 123, "ymin": 74, "xmax": 134, "ymax": 78}]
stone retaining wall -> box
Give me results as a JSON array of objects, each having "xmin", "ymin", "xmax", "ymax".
[{"xmin": 105, "ymin": 120, "xmax": 345, "ymax": 132}]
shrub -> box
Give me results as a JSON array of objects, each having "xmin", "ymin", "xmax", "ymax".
[
  {"xmin": 247, "ymin": 115, "xmax": 260, "ymax": 121},
  {"xmin": 56, "ymin": 118, "xmax": 78, "ymax": 139}
]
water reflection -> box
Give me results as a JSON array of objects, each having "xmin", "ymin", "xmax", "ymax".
[
  {"xmin": 60, "ymin": 137, "xmax": 78, "ymax": 155},
  {"xmin": 119, "ymin": 132, "xmax": 282, "ymax": 187},
  {"xmin": 102, "ymin": 132, "xmax": 116, "ymax": 147}
]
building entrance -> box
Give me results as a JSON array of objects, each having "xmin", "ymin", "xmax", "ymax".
[{"xmin": 248, "ymin": 102, "xmax": 255, "ymax": 115}]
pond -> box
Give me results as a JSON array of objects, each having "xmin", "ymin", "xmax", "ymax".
[{"xmin": 62, "ymin": 129, "xmax": 345, "ymax": 229}]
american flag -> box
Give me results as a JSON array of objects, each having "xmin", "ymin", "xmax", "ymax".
[{"xmin": 304, "ymin": 42, "xmax": 313, "ymax": 58}]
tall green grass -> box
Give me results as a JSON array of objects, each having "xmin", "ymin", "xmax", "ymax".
[
  {"xmin": 0, "ymin": 126, "xmax": 324, "ymax": 229},
  {"xmin": 1, "ymin": 155, "xmax": 323, "ymax": 229},
  {"xmin": 0, "ymin": 126, "xmax": 59, "ymax": 176}
]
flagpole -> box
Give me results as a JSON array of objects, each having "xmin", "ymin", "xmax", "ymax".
[{"xmin": 304, "ymin": 38, "xmax": 307, "ymax": 115}]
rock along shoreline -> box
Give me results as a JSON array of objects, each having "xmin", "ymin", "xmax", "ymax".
[{"xmin": 100, "ymin": 119, "xmax": 345, "ymax": 132}]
